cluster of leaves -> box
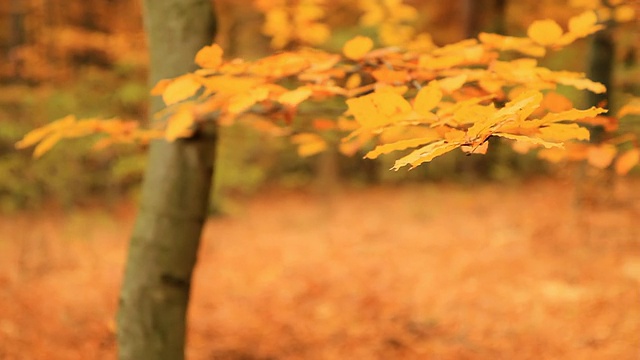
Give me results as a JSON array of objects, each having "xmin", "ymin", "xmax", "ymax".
[
  {"xmin": 17, "ymin": 4, "xmax": 640, "ymax": 175},
  {"xmin": 253, "ymin": 0, "xmax": 424, "ymax": 49},
  {"xmin": 569, "ymin": 0, "xmax": 638, "ymax": 23}
]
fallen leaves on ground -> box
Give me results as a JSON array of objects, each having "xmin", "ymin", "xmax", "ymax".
[{"xmin": 0, "ymin": 178, "xmax": 639, "ymax": 360}]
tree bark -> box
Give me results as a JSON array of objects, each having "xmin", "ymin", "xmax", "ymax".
[{"xmin": 116, "ymin": 1, "xmax": 217, "ymax": 359}]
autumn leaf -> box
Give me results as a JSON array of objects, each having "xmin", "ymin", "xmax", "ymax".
[
  {"xmin": 438, "ymin": 74, "xmax": 468, "ymax": 93},
  {"xmin": 538, "ymin": 123, "xmax": 590, "ymax": 142},
  {"xmin": 166, "ymin": 108, "xmax": 195, "ymax": 140},
  {"xmin": 345, "ymin": 73, "xmax": 362, "ymax": 89},
  {"xmin": 568, "ymin": 11, "xmax": 600, "ymax": 36},
  {"xmin": 392, "ymin": 140, "xmax": 459, "ymax": 170},
  {"xmin": 587, "ymin": 144, "xmax": 617, "ymax": 169},
  {"xmin": 278, "ymin": 87, "xmax": 313, "ymax": 107},
  {"xmin": 227, "ymin": 87, "xmax": 269, "ymax": 114},
  {"xmin": 538, "ymin": 107, "xmax": 607, "ymax": 125},
  {"xmin": 343, "ymin": 36, "xmax": 373, "ymax": 60},
  {"xmin": 527, "ymin": 19, "xmax": 563, "ymax": 46},
  {"xmin": 346, "ymin": 91, "xmax": 412, "ymax": 128},
  {"xmin": 291, "ymin": 133, "xmax": 327, "ymax": 156},
  {"xmin": 413, "ymin": 81, "xmax": 442, "ymax": 118},
  {"xmin": 163, "ymin": 75, "xmax": 202, "ymax": 105},
  {"xmin": 541, "ymin": 92, "xmax": 573, "ymax": 112},
  {"xmin": 195, "ymin": 44, "xmax": 223, "ymax": 69},
  {"xmin": 365, "ymin": 136, "xmax": 440, "ymax": 159},
  {"xmin": 151, "ymin": 79, "xmax": 172, "ymax": 96},
  {"xmin": 493, "ymin": 133, "xmax": 564, "ymax": 149},
  {"xmin": 618, "ymin": 100, "xmax": 640, "ymax": 118},
  {"xmin": 555, "ymin": 75, "xmax": 606, "ymax": 93},
  {"xmin": 371, "ymin": 68, "xmax": 409, "ymax": 83},
  {"xmin": 615, "ymin": 148, "xmax": 639, "ymax": 175},
  {"xmin": 461, "ymin": 141, "xmax": 489, "ymax": 155},
  {"xmin": 418, "ymin": 54, "xmax": 464, "ymax": 70},
  {"xmin": 614, "ymin": 5, "xmax": 636, "ymax": 23}
]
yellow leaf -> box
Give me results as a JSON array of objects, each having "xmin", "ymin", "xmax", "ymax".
[
  {"xmin": 478, "ymin": 33, "xmax": 546, "ymax": 57},
  {"xmin": 568, "ymin": 11, "xmax": 600, "ymax": 36},
  {"xmin": 413, "ymin": 81, "xmax": 442, "ymax": 117},
  {"xmin": 615, "ymin": 148, "xmax": 639, "ymax": 175},
  {"xmin": 365, "ymin": 136, "xmax": 440, "ymax": 159},
  {"xmin": 163, "ymin": 75, "xmax": 202, "ymax": 105},
  {"xmin": 501, "ymin": 89, "xmax": 543, "ymax": 121},
  {"xmin": 454, "ymin": 103, "xmax": 496, "ymax": 126},
  {"xmin": 278, "ymin": 87, "xmax": 313, "ymax": 107},
  {"xmin": 392, "ymin": 140, "xmax": 459, "ymax": 170},
  {"xmin": 618, "ymin": 101, "xmax": 640, "ymax": 118},
  {"xmin": 493, "ymin": 133, "xmax": 564, "ymax": 149},
  {"xmin": 539, "ymin": 107, "xmax": 607, "ymax": 125},
  {"xmin": 346, "ymin": 91, "xmax": 412, "ymax": 128},
  {"xmin": 195, "ymin": 44, "xmax": 223, "ymax": 69},
  {"xmin": 166, "ymin": 108, "xmax": 195, "ymax": 141},
  {"xmin": 461, "ymin": 141, "xmax": 489, "ymax": 155},
  {"xmin": 438, "ymin": 74, "xmax": 468, "ymax": 93},
  {"xmin": 418, "ymin": 55, "xmax": 464, "ymax": 70},
  {"xmin": 343, "ymin": 36, "xmax": 374, "ymax": 60},
  {"xmin": 587, "ymin": 144, "xmax": 617, "ymax": 169},
  {"xmin": 345, "ymin": 73, "xmax": 362, "ymax": 89},
  {"xmin": 16, "ymin": 115, "xmax": 75, "ymax": 149},
  {"xmin": 201, "ymin": 76, "xmax": 263, "ymax": 95},
  {"xmin": 151, "ymin": 79, "xmax": 172, "ymax": 96},
  {"xmin": 33, "ymin": 133, "xmax": 62, "ymax": 158},
  {"xmin": 291, "ymin": 133, "xmax": 327, "ymax": 157},
  {"xmin": 527, "ymin": 19, "xmax": 563, "ymax": 46},
  {"xmin": 227, "ymin": 87, "xmax": 269, "ymax": 114},
  {"xmin": 556, "ymin": 76, "xmax": 606, "ymax": 93},
  {"xmin": 614, "ymin": 5, "xmax": 636, "ymax": 23},
  {"xmin": 539, "ymin": 123, "xmax": 590, "ymax": 142}
]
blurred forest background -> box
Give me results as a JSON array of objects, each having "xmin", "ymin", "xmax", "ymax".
[
  {"xmin": 1, "ymin": 0, "xmax": 638, "ymax": 212},
  {"xmin": 2, "ymin": 1, "xmax": 640, "ymax": 359}
]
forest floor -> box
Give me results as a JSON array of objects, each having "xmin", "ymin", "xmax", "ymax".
[{"xmin": 0, "ymin": 178, "xmax": 639, "ymax": 360}]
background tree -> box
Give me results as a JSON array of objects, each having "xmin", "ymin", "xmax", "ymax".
[{"xmin": 116, "ymin": 0, "xmax": 216, "ymax": 359}]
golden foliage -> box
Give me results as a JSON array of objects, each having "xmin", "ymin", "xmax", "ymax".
[{"xmin": 16, "ymin": 0, "xmax": 638, "ymax": 175}]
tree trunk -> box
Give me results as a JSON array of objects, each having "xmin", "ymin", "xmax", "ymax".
[{"xmin": 116, "ymin": 1, "xmax": 217, "ymax": 359}]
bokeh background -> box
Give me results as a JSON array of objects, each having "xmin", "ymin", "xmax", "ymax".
[{"xmin": 1, "ymin": 1, "xmax": 639, "ymax": 359}]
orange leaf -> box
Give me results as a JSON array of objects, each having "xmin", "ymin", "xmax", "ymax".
[
  {"xmin": 587, "ymin": 144, "xmax": 617, "ymax": 169},
  {"xmin": 343, "ymin": 36, "xmax": 373, "ymax": 60},
  {"xmin": 541, "ymin": 92, "xmax": 573, "ymax": 112},
  {"xmin": 195, "ymin": 44, "xmax": 223, "ymax": 69},
  {"xmin": 163, "ymin": 75, "xmax": 201, "ymax": 105},
  {"xmin": 33, "ymin": 133, "xmax": 62, "ymax": 158},
  {"xmin": 371, "ymin": 68, "xmax": 409, "ymax": 83},
  {"xmin": 527, "ymin": 19, "xmax": 563, "ymax": 46},
  {"xmin": 615, "ymin": 148, "xmax": 639, "ymax": 175}
]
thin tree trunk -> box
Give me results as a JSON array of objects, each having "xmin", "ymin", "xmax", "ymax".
[{"xmin": 116, "ymin": 1, "xmax": 217, "ymax": 359}]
